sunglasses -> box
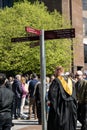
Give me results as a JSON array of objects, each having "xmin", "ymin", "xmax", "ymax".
[
  {"xmin": 75, "ymin": 74, "xmax": 79, "ymax": 76},
  {"xmin": 75, "ymin": 74, "xmax": 82, "ymax": 77}
]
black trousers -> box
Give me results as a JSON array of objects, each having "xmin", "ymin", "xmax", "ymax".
[
  {"xmin": 12, "ymin": 96, "xmax": 21, "ymax": 119},
  {"xmin": 0, "ymin": 118, "xmax": 12, "ymax": 130},
  {"xmin": 77, "ymin": 103, "xmax": 87, "ymax": 130}
]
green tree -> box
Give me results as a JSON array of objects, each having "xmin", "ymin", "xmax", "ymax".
[{"xmin": 0, "ymin": 1, "xmax": 72, "ymax": 75}]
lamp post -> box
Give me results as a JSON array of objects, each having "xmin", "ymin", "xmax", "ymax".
[{"xmin": 69, "ymin": 0, "xmax": 74, "ymax": 73}]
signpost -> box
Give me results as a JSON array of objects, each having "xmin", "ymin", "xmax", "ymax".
[
  {"xmin": 11, "ymin": 27, "xmax": 75, "ymax": 130},
  {"xmin": 40, "ymin": 30, "xmax": 47, "ymax": 130},
  {"xmin": 11, "ymin": 28, "xmax": 75, "ymax": 43}
]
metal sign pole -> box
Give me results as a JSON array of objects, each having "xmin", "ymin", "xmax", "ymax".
[{"xmin": 40, "ymin": 29, "xmax": 47, "ymax": 130}]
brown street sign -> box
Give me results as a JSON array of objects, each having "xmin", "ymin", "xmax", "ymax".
[
  {"xmin": 11, "ymin": 28, "xmax": 75, "ymax": 43},
  {"xmin": 11, "ymin": 35, "xmax": 39, "ymax": 42},
  {"xmin": 45, "ymin": 28, "xmax": 75, "ymax": 39},
  {"xmin": 30, "ymin": 42, "xmax": 40, "ymax": 48}
]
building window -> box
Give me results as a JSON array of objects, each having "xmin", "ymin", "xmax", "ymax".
[
  {"xmin": 84, "ymin": 44, "xmax": 87, "ymax": 63},
  {"xmin": 83, "ymin": 0, "xmax": 87, "ymax": 10},
  {"xmin": 83, "ymin": 17, "xmax": 87, "ymax": 36}
]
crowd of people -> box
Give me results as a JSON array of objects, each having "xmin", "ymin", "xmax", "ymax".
[{"xmin": 0, "ymin": 66, "xmax": 87, "ymax": 130}]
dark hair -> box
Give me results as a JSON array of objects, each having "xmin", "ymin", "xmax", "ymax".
[
  {"xmin": 0, "ymin": 73, "xmax": 6, "ymax": 85},
  {"xmin": 32, "ymin": 73, "xmax": 37, "ymax": 79}
]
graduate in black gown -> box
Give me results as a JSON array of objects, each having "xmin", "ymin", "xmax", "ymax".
[{"xmin": 47, "ymin": 66, "xmax": 77, "ymax": 130}]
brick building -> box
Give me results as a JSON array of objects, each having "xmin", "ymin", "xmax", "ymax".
[
  {"xmin": 83, "ymin": 0, "xmax": 87, "ymax": 73},
  {"xmin": 41, "ymin": 0, "xmax": 84, "ymax": 73}
]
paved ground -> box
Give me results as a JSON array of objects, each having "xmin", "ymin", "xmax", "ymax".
[
  {"xmin": 11, "ymin": 105, "xmax": 41, "ymax": 130},
  {"xmin": 11, "ymin": 119, "xmax": 42, "ymax": 130},
  {"xmin": 11, "ymin": 105, "xmax": 81, "ymax": 130},
  {"xmin": 11, "ymin": 119, "xmax": 81, "ymax": 130},
  {"xmin": 11, "ymin": 120, "xmax": 81, "ymax": 130}
]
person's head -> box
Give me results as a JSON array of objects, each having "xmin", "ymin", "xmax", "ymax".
[
  {"xmin": 15, "ymin": 74, "xmax": 21, "ymax": 81},
  {"xmin": 9, "ymin": 76, "xmax": 14, "ymax": 82},
  {"xmin": 83, "ymin": 73, "xmax": 87, "ymax": 79},
  {"xmin": 21, "ymin": 76, "xmax": 26, "ymax": 84},
  {"xmin": 0, "ymin": 73, "xmax": 6, "ymax": 85},
  {"xmin": 65, "ymin": 72, "xmax": 70, "ymax": 76},
  {"xmin": 75, "ymin": 70, "xmax": 83, "ymax": 80},
  {"xmin": 50, "ymin": 75, "xmax": 55, "ymax": 82},
  {"xmin": 54, "ymin": 66, "xmax": 64, "ymax": 77},
  {"xmin": 46, "ymin": 76, "xmax": 50, "ymax": 83},
  {"xmin": 32, "ymin": 73, "xmax": 38, "ymax": 79}
]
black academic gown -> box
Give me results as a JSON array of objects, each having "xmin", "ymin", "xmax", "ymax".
[{"xmin": 47, "ymin": 78, "xmax": 77, "ymax": 130}]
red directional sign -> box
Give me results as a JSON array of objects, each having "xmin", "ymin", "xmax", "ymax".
[{"xmin": 25, "ymin": 26, "xmax": 41, "ymax": 35}]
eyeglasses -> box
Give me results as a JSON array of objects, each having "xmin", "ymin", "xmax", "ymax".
[
  {"xmin": 75, "ymin": 75, "xmax": 79, "ymax": 76},
  {"xmin": 75, "ymin": 74, "xmax": 82, "ymax": 77}
]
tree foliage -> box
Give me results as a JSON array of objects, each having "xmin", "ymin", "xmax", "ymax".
[{"xmin": 0, "ymin": 1, "xmax": 72, "ymax": 75}]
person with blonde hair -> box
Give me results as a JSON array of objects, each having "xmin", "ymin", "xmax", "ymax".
[
  {"xmin": 20, "ymin": 76, "xmax": 28, "ymax": 119},
  {"xmin": 47, "ymin": 66, "xmax": 77, "ymax": 130}
]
